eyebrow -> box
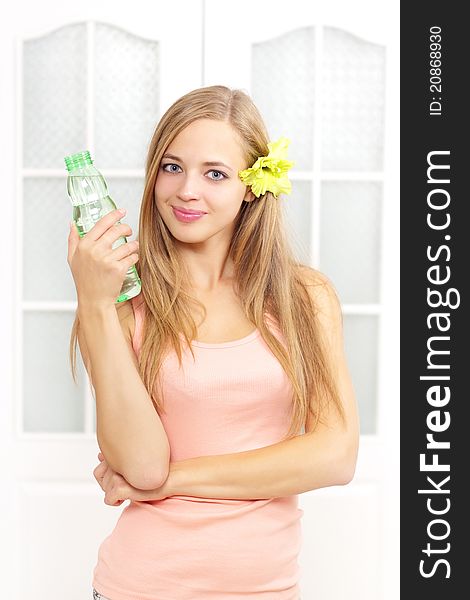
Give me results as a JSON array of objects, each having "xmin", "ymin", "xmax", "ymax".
[{"xmin": 162, "ymin": 153, "xmax": 234, "ymax": 173}]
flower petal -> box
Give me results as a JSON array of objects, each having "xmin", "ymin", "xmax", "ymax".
[{"xmin": 238, "ymin": 136, "xmax": 294, "ymax": 198}]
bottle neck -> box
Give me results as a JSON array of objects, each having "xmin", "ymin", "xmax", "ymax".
[{"xmin": 67, "ymin": 164, "xmax": 101, "ymax": 177}]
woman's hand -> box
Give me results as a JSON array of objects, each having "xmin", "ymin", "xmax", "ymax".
[
  {"xmin": 93, "ymin": 452, "xmax": 172, "ymax": 506},
  {"xmin": 67, "ymin": 208, "xmax": 139, "ymax": 310}
]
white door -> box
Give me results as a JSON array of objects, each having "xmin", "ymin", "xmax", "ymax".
[
  {"xmin": 0, "ymin": 1, "xmax": 203, "ymax": 598},
  {"xmin": 203, "ymin": 1, "xmax": 400, "ymax": 599}
]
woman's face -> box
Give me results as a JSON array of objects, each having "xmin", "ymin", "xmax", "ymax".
[{"xmin": 154, "ymin": 118, "xmax": 254, "ymax": 246}]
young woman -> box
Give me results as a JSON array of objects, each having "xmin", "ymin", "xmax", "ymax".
[{"xmin": 68, "ymin": 85, "xmax": 359, "ymax": 600}]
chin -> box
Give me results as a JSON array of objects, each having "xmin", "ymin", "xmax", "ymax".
[{"xmin": 165, "ymin": 222, "xmax": 210, "ymax": 244}]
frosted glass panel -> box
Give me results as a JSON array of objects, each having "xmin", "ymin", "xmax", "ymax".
[
  {"xmin": 322, "ymin": 27, "xmax": 385, "ymax": 171},
  {"xmin": 343, "ymin": 315, "xmax": 378, "ymax": 434},
  {"xmin": 23, "ymin": 178, "xmax": 77, "ymax": 301},
  {"xmin": 281, "ymin": 181, "xmax": 312, "ymax": 266},
  {"xmin": 320, "ymin": 182, "xmax": 381, "ymax": 304},
  {"xmin": 94, "ymin": 23, "xmax": 160, "ymax": 169},
  {"xmin": 23, "ymin": 23, "xmax": 87, "ymax": 168},
  {"xmin": 23, "ymin": 311, "xmax": 86, "ymax": 432},
  {"xmin": 252, "ymin": 27, "xmax": 315, "ymax": 170}
]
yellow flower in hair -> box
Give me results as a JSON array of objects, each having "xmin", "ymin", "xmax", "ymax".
[{"xmin": 238, "ymin": 136, "xmax": 295, "ymax": 199}]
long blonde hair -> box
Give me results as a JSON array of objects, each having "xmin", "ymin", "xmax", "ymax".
[{"xmin": 69, "ymin": 84, "xmax": 345, "ymax": 439}]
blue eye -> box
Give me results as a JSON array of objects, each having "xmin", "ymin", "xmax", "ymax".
[
  {"xmin": 161, "ymin": 163, "xmax": 182, "ymax": 174},
  {"xmin": 208, "ymin": 170, "xmax": 227, "ymax": 181}
]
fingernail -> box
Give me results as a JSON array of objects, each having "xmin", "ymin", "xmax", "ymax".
[{"xmin": 118, "ymin": 208, "xmax": 127, "ymax": 215}]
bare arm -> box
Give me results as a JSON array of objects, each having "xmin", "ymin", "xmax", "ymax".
[
  {"xmin": 164, "ymin": 434, "xmax": 353, "ymax": 501},
  {"xmin": 78, "ymin": 300, "xmax": 170, "ymax": 490}
]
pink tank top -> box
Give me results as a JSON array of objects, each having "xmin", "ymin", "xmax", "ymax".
[{"xmin": 92, "ymin": 293, "xmax": 303, "ymax": 600}]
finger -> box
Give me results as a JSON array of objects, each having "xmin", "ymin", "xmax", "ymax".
[
  {"xmin": 122, "ymin": 252, "xmax": 140, "ymax": 272},
  {"xmin": 107, "ymin": 479, "xmax": 126, "ymax": 506},
  {"xmin": 93, "ymin": 463, "xmax": 108, "ymax": 488},
  {"xmin": 113, "ymin": 250, "xmax": 140, "ymax": 274},
  {"xmin": 111, "ymin": 239, "xmax": 139, "ymax": 262},
  {"xmin": 107, "ymin": 486, "xmax": 122, "ymax": 506},
  {"xmin": 102, "ymin": 466, "xmax": 114, "ymax": 491},
  {"xmin": 101, "ymin": 222, "xmax": 133, "ymax": 251},
  {"xmin": 67, "ymin": 221, "xmax": 79, "ymax": 265},
  {"xmin": 105, "ymin": 482, "xmax": 120, "ymax": 506},
  {"xmin": 93, "ymin": 459, "xmax": 107, "ymax": 476},
  {"xmin": 105, "ymin": 493, "xmax": 123, "ymax": 507},
  {"xmin": 93, "ymin": 467, "xmax": 105, "ymax": 489},
  {"xmin": 86, "ymin": 208, "xmax": 127, "ymax": 243}
]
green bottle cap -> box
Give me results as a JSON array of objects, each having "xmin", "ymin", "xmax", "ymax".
[{"xmin": 64, "ymin": 150, "xmax": 93, "ymax": 172}]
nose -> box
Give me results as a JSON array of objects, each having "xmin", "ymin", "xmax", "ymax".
[{"xmin": 176, "ymin": 171, "xmax": 202, "ymax": 201}]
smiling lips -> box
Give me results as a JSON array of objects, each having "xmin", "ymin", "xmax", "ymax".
[
  {"xmin": 172, "ymin": 206, "xmax": 207, "ymax": 222},
  {"xmin": 171, "ymin": 205, "xmax": 207, "ymax": 215}
]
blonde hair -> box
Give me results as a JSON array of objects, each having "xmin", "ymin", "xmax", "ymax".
[{"xmin": 69, "ymin": 84, "xmax": 345, "ymax": 439}]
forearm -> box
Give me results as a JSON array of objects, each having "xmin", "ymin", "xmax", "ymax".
[
  {"xmin": 165, "ymin": 431, "xmax": 356, "ymax": 500},
  {"xmin": 79, "ymin": 303, "xmax": 170, "ymax": 489}
]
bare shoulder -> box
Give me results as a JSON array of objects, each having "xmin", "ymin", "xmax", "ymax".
[
  {"xmin": 296, "ymin": 264, "xmax": 341, "ymax": 301},
  {"xmin": 295, "ymin": 265, "xmax": 343, "ymax": 333},
  {"xmin": 297, "ymin": 267, "xmax": 359, "ymax": 444}
]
